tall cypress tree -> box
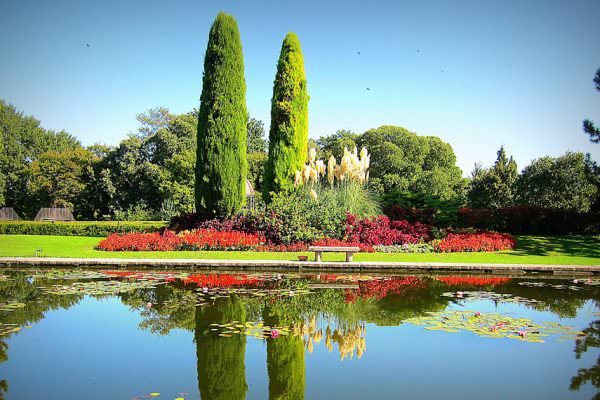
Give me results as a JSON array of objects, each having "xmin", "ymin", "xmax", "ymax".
[
  {"xmin": 195, "ymin": 12, "xmax": 247, "ymax": 217},
  {"xmin": 263, "ymin": 33, "xmax": 309, "ymax": 202}
]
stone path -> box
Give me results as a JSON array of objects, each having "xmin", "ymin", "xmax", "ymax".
[{"xmin": 0, "ymin": 257, "xmax": 598, "ymax": 274}]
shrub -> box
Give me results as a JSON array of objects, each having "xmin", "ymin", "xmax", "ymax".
[
  {"xmin": 0, "ymin": 221, "xmax": 165, "ymax": 237},
  {"xmin": 435, "ymin": 232, "xmax": 517, "ymax": 253},
  {"xmin": 457, "ymin": 206, "xmax": 600, "ymax": 235},
  {"xmin": 344, "ymin": 214, "xmax": 430, "ymax": 245}
]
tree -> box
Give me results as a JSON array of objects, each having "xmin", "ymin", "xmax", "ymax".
[
  {"xmin": 247, "ymin": 116, "xmax": 267, "ymax": 154},
  {"xmin": 515, "ymin": 152, "xmax": 597, "ymax": 212},
  {"xmin": 0, "ymin": 99, "xmax": 81, "ymax": 210},
  {"xmin": 467, "ymin": 146, "xmax": 518, "ymax": 208},
  {"xmin": 316, "ymin": 129, "xmax": 358, "ymax": 160},
  {"xmin": 263, "ymin": 32, "xmax": 309, "ymax": 202},
  {"xmin": 357, "ymin": 125, "xmax": 465, "ymax": 200},
  {"xmin": 195, "ymin": 12, "xmax": 248, "ymax": 218},
  {"xmin": 98, "ymin": 110, "xmax": 197, "ymax": 219},
  {"xmin": 25, "ymin": 148, "xmax": 98, "ymax": 218},
  {"xmin": 583, "ymin": 68, "xmax": 600, "ymax": 143}
]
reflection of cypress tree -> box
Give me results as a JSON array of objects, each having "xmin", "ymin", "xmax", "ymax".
[
  {"xmin": 264, "ymin": 307, "xmax": 305, "ymax": 400},
  {"xmin": 195, "ymin": 296, "xmax": 248, "ymax": 400}
]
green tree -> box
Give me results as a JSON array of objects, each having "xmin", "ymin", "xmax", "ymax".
[
  {"xmin": 247, "ymin": 116, "xmax": 267, "ymax": 154},
  {"xmin": 247, "ymin": 152, "xmax": 267, "ymax": 193},
  {"xmin": 357, "ymin": 125, "xmax": 464, "ymax": 200},
  {"xmin": 316, "ymin": 129, "xmax": 358, "ymax": 160},
  {"xmin": 97, "ymin": 110, "xmax": 197, "ymax": 219},
  {"xmin": 515, "ymin": 152, "xmax": 598, "ymax": 212},
  {"xmin": 467, "ymin": 146, "xmax": 518, "ymax": 208},
  {"xmin": 583, "ymin": 68, "xmax": 600, "ymax": 143},
  {"xmin": 25, "ymin": 148, "xmax": 98, "ymax": 218},
  {"xmin": 0, "ymin": 99, "xmax": 80, "ymax": 210},
  {"xmin": 263, "ymin": 33, "xmax": 309, "ymax": 202},
  {"xmin": 195, "ymin": 12, "xmax": 248, "ymax": 218}
]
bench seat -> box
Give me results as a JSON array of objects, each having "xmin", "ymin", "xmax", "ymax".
[{"xmin": 308, "ymin": 246, "xmax": 360, "ymax": 262}]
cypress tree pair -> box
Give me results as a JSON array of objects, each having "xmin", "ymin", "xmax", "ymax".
[
  {"xmin": 195, "ymin": 13, "xmax": 308, "ymax": 213},
  {"xmin": 195, "ymin": 12, "xmax": 247, "ymax": 218}
]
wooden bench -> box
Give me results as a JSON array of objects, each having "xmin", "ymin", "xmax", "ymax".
[{"xmin": 308, "ymin": 246, "xmax": 360, "ymax": 262}]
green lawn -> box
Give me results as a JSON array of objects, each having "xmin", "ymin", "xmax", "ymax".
[{"xmin": 0, "ymin": 234, "xmax": 599, "ymax": 265}]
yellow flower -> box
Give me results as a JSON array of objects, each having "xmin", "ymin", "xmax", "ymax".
[{"xmin": 310, "ymin": 189, "xmax": 318, "ymax": 201}]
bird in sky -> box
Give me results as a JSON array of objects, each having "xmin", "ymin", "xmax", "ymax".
[
  {"xmin": 86, "ymin": 43, "xmax": 90, "ymax": 48},
  {"xmin": 366, "ymin": 87, "xmax": 370, "ymax": 91},
  {"xmin": 357, "ymin": 50, "xmax": 360, "ymax": 55}
]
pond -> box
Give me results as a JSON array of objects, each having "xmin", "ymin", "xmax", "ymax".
[{"xmin": 0, "ymin": 268, "xmax": 599, "ymax": 400}]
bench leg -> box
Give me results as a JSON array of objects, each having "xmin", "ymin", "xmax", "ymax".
[
  {"xmin": 346, "ymin": 252, "xmax": 353, "ymax": 262},
  {"xmin": 315, "ymin": 251, "xmax": 322, "ymax": 262}
]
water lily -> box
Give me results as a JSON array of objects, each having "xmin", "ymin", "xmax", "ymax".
[{"xmin": 271, "ymin": 329, "xmax": 279, "ymax": 338}]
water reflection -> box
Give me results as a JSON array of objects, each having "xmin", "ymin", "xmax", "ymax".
[{"xmin": 0, "ymin": 270, "xmax": 599, "ymax": 399}]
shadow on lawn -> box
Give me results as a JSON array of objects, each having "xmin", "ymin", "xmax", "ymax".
[{"xmin": 512, "ymin": 236, "xmax": 600, "ymax": 258}]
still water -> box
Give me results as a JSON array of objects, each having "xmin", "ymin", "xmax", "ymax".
[{"xmin": 0, "ymin": 269, "xmax": 598, "ymax": 400}]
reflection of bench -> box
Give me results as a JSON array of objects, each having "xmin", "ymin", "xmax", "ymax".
[{"xmin": 308, "ymin": 246, "xmax": 360, "ymax": 262}]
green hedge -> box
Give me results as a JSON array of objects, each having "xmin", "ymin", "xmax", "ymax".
[{"xmin": 0, "ymin": 221, "xmax": 166, "ymax": 237}]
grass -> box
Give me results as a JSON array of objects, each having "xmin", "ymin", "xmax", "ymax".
[{"xmin": 0, "ymin": 234, "xmax": 599, "ymax": 265}]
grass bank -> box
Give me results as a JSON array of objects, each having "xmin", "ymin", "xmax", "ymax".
[{"xmin": 0, "ymin": 234, "xmax": 598, "ymax": 265}]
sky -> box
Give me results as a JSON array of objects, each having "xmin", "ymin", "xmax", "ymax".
[{"xmin": 1, "ymin": 0, "xmax": 599, "ymax": 175}]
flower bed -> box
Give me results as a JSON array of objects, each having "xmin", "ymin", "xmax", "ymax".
[
  {"xmin": 435, "ymin": 232, "xmax": 517, "ymax": 253},
  {"xmin": 97, "ymin": 229, "xmax": 262, "ymax": 251}
]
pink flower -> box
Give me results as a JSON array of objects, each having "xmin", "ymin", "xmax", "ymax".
[
  {"xmin": 518, "ymin": 330, "xmax": 527, "ymax": 337},
  {"xmin": 474, "ymin": 312, "xmax": 481, "ymax": 317},
  {"xmin": 271, "ymin": 330, "xmax": 279, "ymax": 338}
]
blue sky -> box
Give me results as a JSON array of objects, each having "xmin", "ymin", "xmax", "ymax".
[{"xmin": 1, "ymin": 0, "xmax": 599, "ymax": 174}]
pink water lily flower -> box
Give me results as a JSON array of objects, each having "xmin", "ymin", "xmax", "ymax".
[{"xmin": 271, "ymin": 329, "xmax": 279, "ymax": 338}]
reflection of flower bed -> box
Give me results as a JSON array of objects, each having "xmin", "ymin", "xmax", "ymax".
[
  {"xmin": 406, "ymin": 310, "xmax": 585, "ymax": 343},
  {"xmin": 183, "ymin": 273, "xmax": 264, "ymax": 287},
  {"xmin": 436, "ymin": 276, "xmax": 511, "ymax": 287},
  {"xmin": 344, "ymin": 276, "xmax": 425, "ymax": 302}
]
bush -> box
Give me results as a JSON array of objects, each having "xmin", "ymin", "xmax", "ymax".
[
  {"xmin": 344, "ymin": 214, "xmax": 430, "ymax": 245},
  {"xmin": 457, "ymin": 206, "xmax": 600, "ymax": 235},
  {"xmin": 435, "ymin": 232, "xmax": 517, "ymax": 252},
  {"xmin": 0, "ymin": 221, "xmax": 166, "ymax": 237}
]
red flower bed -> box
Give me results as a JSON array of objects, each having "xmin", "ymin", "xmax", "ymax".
[
  {"xmin": 435, "ymin": 276, "xmax": 512, "ymax": 286},
  {"xmin": 183, "ymin": 274, "xmax": 263, "ymax": 287},
  {"xmin": 345, "ymin": 276, "xmax": 426, "ymax": 302},
  {"xmin": 344, "ymin": 214, "xmax": 430, "ymax": 245},
  {"xmin": 312, "ymin": 238, "xmax": 375, "ymax": 252},
  {"xmin": 179, "ymin": 229, "xmax": 262, "ymax": 250},
  {"xmin": 97, "ymin": 229, "xmax": 262, "ymax": 251},
  {"xmin": 436, "ymin": 232, "xmax": 517, "ymax": 252}
]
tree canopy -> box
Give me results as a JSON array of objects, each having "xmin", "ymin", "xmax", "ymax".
[
  {"xmin": 583, "ymin": 67, "xmax": 600, "ymax": 143},
  {"xmin": 515, "ymin": 152, "xmax": 597, "ymax": 212},
  {"xmin": 356, "ymin": 125, "xmax": 465, "ymax": 200},
  {"xmin": 467, "ymin": 146, "xmax": 518, "ymax": 209}
]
